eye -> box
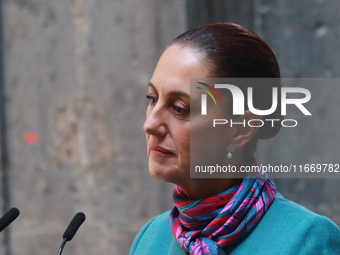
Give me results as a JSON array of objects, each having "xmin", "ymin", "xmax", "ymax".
[
  {"xmin": 173, "ymin": 105, "xmax": 188, "ymax": 114},
  {"xmin": 146, "ymin": 95, "xmax": 157, "ymax": 105}
]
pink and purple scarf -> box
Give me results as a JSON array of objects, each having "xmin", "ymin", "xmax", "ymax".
[{"xmin": 169, "ymin": 171, "xmax": 276, "ymax": 255}]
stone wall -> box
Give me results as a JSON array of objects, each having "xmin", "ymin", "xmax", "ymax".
[{"xmin": 1, "ymin": 0, "xmax": 186, "ymax": 254}]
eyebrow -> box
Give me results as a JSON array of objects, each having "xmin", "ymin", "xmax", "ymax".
[{"xmin": 148, "ymin": 82, "xmax": 190, "ymax": 98}]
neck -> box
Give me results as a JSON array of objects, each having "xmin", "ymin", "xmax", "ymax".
[{"xmin": 176, "ymin": 178, "xmax": 244, "ymax": 199}]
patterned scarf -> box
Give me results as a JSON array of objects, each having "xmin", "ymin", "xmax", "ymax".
[{"xmin": 169, "ymin": 170, "xmax": 276, "ymax": 255}]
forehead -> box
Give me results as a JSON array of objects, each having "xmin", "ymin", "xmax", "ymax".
[{"xmin": 150, "ymin": 44, "xmax": 210, "ymax": 93}]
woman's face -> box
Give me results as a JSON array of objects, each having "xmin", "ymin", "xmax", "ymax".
[{"xmin": 143, "ymin": 44, "xmax": 212, "ymax": 183}]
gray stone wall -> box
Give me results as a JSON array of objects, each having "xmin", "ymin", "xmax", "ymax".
[{"xmin": 1, "ymin": 0, "xmax": 185, "ymax": 254}]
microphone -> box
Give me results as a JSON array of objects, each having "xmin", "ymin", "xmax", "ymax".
[
  {"xmin": 0, "ymin": 207, "xmax": 20, "ymax": 232},
  {"xmin": 57, "ymin": 212, "xmax": 86, "ymax": 255}
]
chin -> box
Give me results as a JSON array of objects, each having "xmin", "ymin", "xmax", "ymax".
[
  {"xmin": 149, "ymin": 166, "xmax": 173, "ymax": 181},
  {"xmin": 148, "ymin": 161, "xmax": 188, "ymax": 183}
]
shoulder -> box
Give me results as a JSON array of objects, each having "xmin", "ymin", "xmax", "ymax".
[
  {"xmin": 271, "ymin": 192, "xmax": 339, "ymax": 232},
  {"xmin": 269, "ymin": 192, "xmax": 329, "ymax": 221},
  {"xmin": 266, "ymin": 192, "xmax": 340, "ymax": 245},
  {"xmin": 130, "ymin": 211, "xmax": 187, "ymax": 255},
  {"xmin": 227, "ymin": 192, "xmax": 340, "ymax": 255}
]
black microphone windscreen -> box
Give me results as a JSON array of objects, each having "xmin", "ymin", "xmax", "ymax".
[
  {"xmin": 62, "ymin": 212, "xmax": 86, "ymax": 241},
  {"xmin": 0, "ymin": 207, "xmax": 20, "ymax": 232}
]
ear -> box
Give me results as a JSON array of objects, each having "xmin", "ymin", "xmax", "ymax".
[{"xmin": 230, "ymin": 110, "xmax": 263, "ymax": 149}]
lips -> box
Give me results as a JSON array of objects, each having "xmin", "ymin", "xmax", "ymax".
[{"xmin": 149, "ymin": 145, "xmax": 175, "ymax": 155}]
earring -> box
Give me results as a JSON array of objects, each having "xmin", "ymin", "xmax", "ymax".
[{"xmin": 226, "ymin": 144, "xmax": 234, "ymax": 159}]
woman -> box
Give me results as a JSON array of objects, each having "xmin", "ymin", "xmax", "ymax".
[{"xmin": 130, "ymin": 23, "xmax": 340, "ymax": 255}]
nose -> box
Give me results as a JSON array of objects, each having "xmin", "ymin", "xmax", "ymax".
[{"xmin": 143, "ymin": 104, "xmax": 167, "ymax": 137}]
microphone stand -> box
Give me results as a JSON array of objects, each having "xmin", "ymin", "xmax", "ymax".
[
  {"xmin": 57, "ymin": 212, "xmax": 85, "ymax": 255},
  {"xmin": 57, "ymin": 237, "xmax": 67, "ymax": 255}
]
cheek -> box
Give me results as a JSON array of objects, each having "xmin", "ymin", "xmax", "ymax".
[
  {"xmin": 190, "ymin": 116, "xmax": 230, "ymax": 165},
  {"xmin": 175, "ymin": 122, "xmax": 190, "ymax": 159},
  {"xmin": 175, "ymin": 120, "xmax": 189, "ymax": 140}
]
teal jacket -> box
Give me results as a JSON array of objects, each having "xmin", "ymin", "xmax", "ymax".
[{"xmin": 130, "ymin": 193, "xmax": 340, "ymax": 255}]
